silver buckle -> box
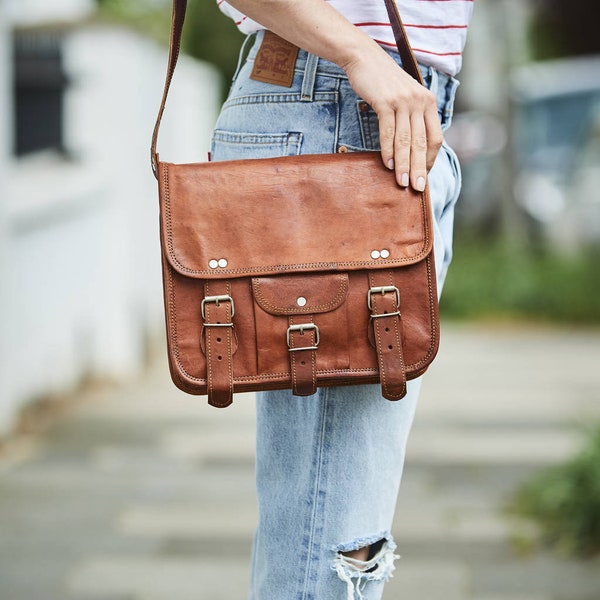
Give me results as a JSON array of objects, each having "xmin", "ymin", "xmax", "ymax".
[
  {"xmin": 367, "ymin": 286, "xmax": 400, "ymax": 311},
  {"xmin": 287, "ymin": 323, "xmax": 320, "ymax": 352},
  {"xmin": 201, "ymin": 294, "xmax": 235, "ymax": 320}
]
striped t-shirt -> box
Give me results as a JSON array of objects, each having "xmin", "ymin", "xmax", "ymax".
[{"xmin": 217, "ymin": 0, "xmax": 473, "ymax": 76}]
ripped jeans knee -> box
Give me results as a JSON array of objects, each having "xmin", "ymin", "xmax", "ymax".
[{"xmin": 332, "ymin": 534, "xmax": 399, "ymax": 600}]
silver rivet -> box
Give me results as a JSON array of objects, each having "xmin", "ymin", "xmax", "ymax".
[
  {"xmin": 380, "ymin": 249, "xmax": 390, "ymax": 259},
  {"xmin": 371, "ymin": 250, "xmax": 381, "ymax": 259},
  {"xmin": 297, "ymin": 296, "xmax": 307, "ymax": 307},
  {"xmin": 218, "ymin": 258, "xmax": 228, "ymax": 268},
  {"xmin": 208, "ymin": 259, "xmax": 219, "ymax": 269}
]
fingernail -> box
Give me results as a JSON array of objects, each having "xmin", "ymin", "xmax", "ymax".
[
  {"xmin": 416, "ymin": 176, "xmax": 426, "ymax": 192},
  {"xmin": 401, "ymin": 172, "xmax": 409, "ymax": 187},
  {"xmin": 387, "ymin": 159, "xmax": 394, "ymax": 170}
]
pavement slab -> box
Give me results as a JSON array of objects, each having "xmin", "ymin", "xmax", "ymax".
[{"xmin": 0, "ymin": 322, "xmax": 599, "ymax": 600}]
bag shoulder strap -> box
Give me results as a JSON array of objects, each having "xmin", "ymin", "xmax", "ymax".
[
  {"xmin": 151, "ymin": 0, "xmax": 423, "ymax": 178},
  {"xmin": 383, "ymin": 0, "xmax": 423, "ymax": 84},
  {"xmin": 151, "ymin": 0, "xmax": 188, "ymax": 178}
]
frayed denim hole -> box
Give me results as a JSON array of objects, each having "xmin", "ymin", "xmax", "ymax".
[{"xmin": 332, "ymin": 536, "xmax": 399, "ymax": 600}]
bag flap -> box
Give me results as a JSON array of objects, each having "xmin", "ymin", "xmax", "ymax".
[
  {"xmin": 252, "ymin": 273, "xmax": 348, "ymax": 316},
  {"xmin": 158, "ymin": 152, "xmax": 433, "ymax": 279}
]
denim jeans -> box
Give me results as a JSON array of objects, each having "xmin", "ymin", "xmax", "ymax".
[{"xmin": 211, "ymin": 30, "xmax": 462, "ymax": 600}]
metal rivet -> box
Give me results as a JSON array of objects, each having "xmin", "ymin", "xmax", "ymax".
[
  {"xmin": 297, "ymin": 296, "xmax": 307, "ymax": 307},
  {"xmin": 218, "ymin": 258, "xmax": 228, "ymax": 268},
  {"xmin": 371, "ymin": 250, "xmax": 381, "ymax": 259},
  {"xmin": 208, "ymin": 259, "xmax": 219, "ymax": 269},
  {"xmin": 338, "ymin": 145, "xmax": 348, "ymax": 153},
  {"xmin": 359, "ymin": 101, "xmax": 369, "ymax": 113},
  {"xmin": 380, "ymin": 249, "xmax": 390, "ymax": 259}
]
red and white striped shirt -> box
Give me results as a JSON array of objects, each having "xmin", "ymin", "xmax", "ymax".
[{"xmin": 217, "ymin": 0, "xmax": 473, "ymax": 76}]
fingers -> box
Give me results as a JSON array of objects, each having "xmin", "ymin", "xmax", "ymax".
[
  {"xmin": 344, "ymin": 50, "xmax": 443, "ymax": 189},
  {"xmin": 408, "ymin": 112, "xmax": 428, "ymax": 191},
  {"xmin": 378, "ymin": 87, "xmax": 443, "ymax": 191},
  {"xmin": 424, "ymin": 106, "xmax": 443, "ymax": 171},
  {"xmin": 378, "ymin": 110, "xmax": 397, "ymax": 173},
  {"xmin": 379, "ymin": 110, "xmax": 411, "ymax": 188}
]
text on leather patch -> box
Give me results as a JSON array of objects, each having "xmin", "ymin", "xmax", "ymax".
[{"xmin": 250, "ymin": 31, "xmax": 299, "ymax": 87}]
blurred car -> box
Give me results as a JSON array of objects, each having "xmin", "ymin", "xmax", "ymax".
[
  {"xmin": 512, "ymin": 55, "xmax": 600, "ymax": 249},
  {"xmin": 445, "ymin": 110, "xmax": 507, "ymax": 229},
  {"xmin": 448, "ymin": 55, "xmax": 600, "ymax": 249}
]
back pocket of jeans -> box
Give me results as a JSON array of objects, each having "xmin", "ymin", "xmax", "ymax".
[{"xmin": 211, "ymin": 130, "xmax": 303, "ymax": 161}]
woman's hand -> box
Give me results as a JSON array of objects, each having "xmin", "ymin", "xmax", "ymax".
[
  {"xmin": 343, "ymin": 49, "xmax": 443, "ymax": 190},
  {"xmin": 223, "ymin": 0, "xmax": 444, "ymax": 189}
]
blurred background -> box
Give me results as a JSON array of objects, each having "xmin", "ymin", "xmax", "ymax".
[{"xmin": 0, "ymin": 1, "xmax": 599, "ymax": 599}]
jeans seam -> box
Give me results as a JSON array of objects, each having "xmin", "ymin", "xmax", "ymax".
[
  {"xmin": 333, "ymin": 78, "xmax": 341, "ymax": 152},
  {"xmin": 299, "ymin": 390, "xmax": 331, "ymax": 599}
]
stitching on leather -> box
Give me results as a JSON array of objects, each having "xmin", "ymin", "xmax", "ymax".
[
  {"xmin": 224, "ymin": 281, "xmax": 234, "ymax": 406},
  {"xmin": 167, "ymin": 262, "xmax": 182, "ymax": 368},
  {"xmin": 368, "ymin": 270, "xmax": 407, "ymax": 399},
  {"xmin": 310, "ymin": 321, "xmax": 317, "ymax": 394},
  {"xmin": 252, "ymin": 275, "xmax": 348, "ymax": 314},
  {"xmin": 204, "ymin": 282, "xmax": 233, "ymax": 408},
  {"xmin": 389, "ymin": 270, "xmax": 406, "ymax": 399},
  {"xmin": 204, "ymin": 282, "xmax": 214, "ymax": 402},
  {"xmin": 161, "ymin": 166, "xmax": 431, "ymax": 277},
  {"xmin": 288, "ymin": 314, "xmax": 317, "ymax": 395},
  {"xmin": 289, "ymin": 316, "xmax": 297, "ymax": 393},
  {"xmin": 162, "ymin": 165, "xmax": 176, "ymax": 263},
  {"xmin": 402, "ymin": 256, "xmax": 437, "ymax": 372},
  {"xmin": 369, "ymin": 273, "xmax": 387, "ymax": 394},
  {"xmin": 171, "ymin": 257, "xmax": 427, "ymax": 277}
]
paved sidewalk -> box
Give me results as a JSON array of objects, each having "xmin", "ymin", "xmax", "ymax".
[{"xmin": 1, "ymin": 323, "xmax": 599, "ymax": 600}]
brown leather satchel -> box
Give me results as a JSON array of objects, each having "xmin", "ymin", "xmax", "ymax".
[{"xmin": 151, "ymin": 0, "xmax": 440, "ymax": 408}]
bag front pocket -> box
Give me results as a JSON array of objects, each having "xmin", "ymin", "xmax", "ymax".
[{"xmin": 252, "ymin": 273, "xmax": 350, "ymax": 375}]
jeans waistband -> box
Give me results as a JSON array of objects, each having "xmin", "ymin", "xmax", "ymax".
[{"xmin": 241, "ymin": 30, "xmax": 460, "ymax": 129}]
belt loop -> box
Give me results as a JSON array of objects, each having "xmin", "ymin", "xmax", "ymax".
[
  {"xmin": 444, "ymin": 77, "xmax": 460, "ymax": 124},
  {"xmin": 427, "ymin": 65, "xmax": 438, "ymax": 97},
  {"xmin": 233, "ymin": 32, "xmax": 258, "ymax": 82},
  {"xmin": 301, "ymin": 52, "xmax": 319, "ymax": 101}
]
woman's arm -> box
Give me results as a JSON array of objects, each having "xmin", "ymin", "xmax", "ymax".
[{"xmin": 224, "ymin": 0, "xmax": 443, "ymax": 191}]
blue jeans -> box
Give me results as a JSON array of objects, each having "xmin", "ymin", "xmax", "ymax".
[{"xmin": 211, "ymin": 31, "xmax": 462, "ymax": 600}]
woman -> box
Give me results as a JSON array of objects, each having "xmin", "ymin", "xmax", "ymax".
[{"xmin": 211, "ymin": 1, "xmax": 473, "ymax": 598}]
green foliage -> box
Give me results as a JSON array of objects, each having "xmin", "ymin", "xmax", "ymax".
[
  {"xmin": 441, "ymin": 234, "xmax": 600, "ymax": 323},
  {"xmin": 94, "ymin": 0, "xmax": 173, "ymax": 43},
  {"xmin": 94, "ymin": 0, "xmax": 244, "ymax": 97},
  {"xmin": 529, "ymin": 0, "xmax": 600, "ymax": 60},
  {"xmin": 183, "ymin": 0, "xmax": 244, "ymax": 97},
  {"xmin": 511, "ymin": 424, "xmax": 600, "ymax": 558}
]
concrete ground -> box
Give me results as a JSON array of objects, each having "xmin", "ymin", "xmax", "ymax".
[{"xmin": 0, "ymin": 322, "xmax": 599, "ymax": 600}]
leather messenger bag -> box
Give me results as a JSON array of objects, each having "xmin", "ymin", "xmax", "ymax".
[{"xmin": 151, "ymin": 0, "xmax": 440, "ymax": 407}]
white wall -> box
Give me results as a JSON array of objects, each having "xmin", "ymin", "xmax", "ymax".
[
  {"xmin": 4, "ymin": 0, "xmax": 94, "ymax": 25},
  {"xmin": 0, "ymin": 0, "xmax": 16, "ymax": 433},
  {"xmin": 0, "ymin": 20, "xmax": 220, "ymax": 436}
]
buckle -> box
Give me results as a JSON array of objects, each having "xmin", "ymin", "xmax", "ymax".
[
  {"xmin": 286, "ymin": 323, "xmax": 320, "ymax": 352},
  {"xmin": 201, "ymin": 294, "xmax": 235, "ymax": 320},
  {"xmin": 367, "ymin": 286, "xmax": 400, "ymax": 311}
]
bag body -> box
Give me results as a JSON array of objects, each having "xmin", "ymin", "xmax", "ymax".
[
  {"xmin": 153, "ymin": 0, "xmax": 440, "ymax": 406},
  {"xmin": 158, "ymin": 152, "xmax": 439, "ymax": 407}
]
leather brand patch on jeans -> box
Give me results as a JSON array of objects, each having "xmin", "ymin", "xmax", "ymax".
[{"xmin": 250, "ymin": 30, "xmax": 299, "ymax": 87}]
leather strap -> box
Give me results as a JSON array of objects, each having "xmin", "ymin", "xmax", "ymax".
[
  {"xmin": 151, "ymin": 0, "xmax": 187, "ymax": 178},
  {"xmin": 383, "ymin": 0, "xmax": 424, "ymax": 85},
  {"xmin": 151, "ymin": 0, "xmax": 424, "ymax": 177},
  {"xmin": 287, "ymin": 317, "xmax": 318, "ymax": 396},
  {"xmin": 202, "ymin": 282, "xmax": 235, "ymax": 408},
  {"xmin": 368, "ymin": 271, "xmax": 407, "ymax": 400}
]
